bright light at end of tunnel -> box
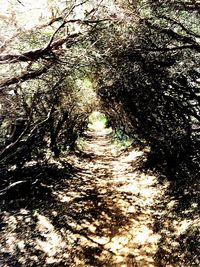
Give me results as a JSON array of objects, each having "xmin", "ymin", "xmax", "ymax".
[
  {"xmin": 95, "ymin": 120, "xmax": 105, "ymax": 129},
  {"xmin": 88, "ymin": 111, "xmax": 108, "ymax": 131}
]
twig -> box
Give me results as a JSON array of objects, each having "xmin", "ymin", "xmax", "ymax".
[
  {"xmin": 0, "ymin": 180, "xmax": 27, "ymax": 196},
  {"xmin": 16, "ymin": 0, "xmax": 24, "ymax": 6}
]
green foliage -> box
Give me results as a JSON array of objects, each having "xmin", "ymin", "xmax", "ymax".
[
  {"xmin": 76, "ymin": 136, "xmax": 87, "ymax": 150},
  {"xmin": 112, "ymin": 128, "xmax": 133, "ymax": 149}
]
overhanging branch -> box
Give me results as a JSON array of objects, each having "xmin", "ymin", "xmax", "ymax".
[
  {"xmin": 0, "ymin": 62, "xmax": 54, "ymax": 91},
  {"xmin": 0, "ymin": 105, "xmax": 54, "ymax": 162},
  {"xmin": 0, "ymin": 19, "xmax": 110, "ymax": 64},
  {"xmin": 144, "ymin": 19, "xmax": 200, "ymax": 53}
]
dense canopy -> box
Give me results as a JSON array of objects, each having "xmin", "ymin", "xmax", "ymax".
[
  {"xmin": 0, "ymin": 0, "xmax": 199, "ymax": 174},
  {"xmin": 0, "ymin": 0, "xmax": 199, "ymax": 266}
]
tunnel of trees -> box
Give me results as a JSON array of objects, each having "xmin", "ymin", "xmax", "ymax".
[
  {"xmin": 0, "ymin": 0, "xmax": 199, "ymax": 184},
  {"xmin": 0, "ymin": 0, "xmax": 199, "ymax": 266}
]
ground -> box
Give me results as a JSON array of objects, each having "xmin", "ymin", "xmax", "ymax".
[{"xmin": 0, "ymin": 128, "xmax": 199, "ymax": 266}]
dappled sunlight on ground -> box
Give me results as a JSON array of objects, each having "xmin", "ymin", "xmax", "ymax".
[{"xmin": 0, "ymin": 128, "xmax": 199, "ymax": 266}]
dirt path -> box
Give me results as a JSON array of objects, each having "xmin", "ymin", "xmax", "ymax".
[
  {"xmin": 56, "ymin": 128, "xmax": 167, "ymax": 266},
  {"xmin": 0, "ymin": 129, "xmax": 199, "ymax": 266}
]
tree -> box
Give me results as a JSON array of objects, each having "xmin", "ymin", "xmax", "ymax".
[
  {"xmin": 0, "ymin": 0, "xmax": 199, "ymax": 181},
  {"xmin": 0, "ymin": 0, "xmax": 106, "ymax": 167},
  {"xmin": 96, "ymin": 0, "xmax": 200, "ymax": 179}
]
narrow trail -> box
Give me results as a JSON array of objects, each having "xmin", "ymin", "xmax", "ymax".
[
  {"xmin": 1, "ymin": 128, "xmax": 198, "ymax": 266},
  {"xmin": 58, "ymin": 128, "xmax": 167, "ymax": 266}
]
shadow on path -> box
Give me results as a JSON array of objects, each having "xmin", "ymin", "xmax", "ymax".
[{"xmin": 0, "ymin": 128, "xmax": 199, "ymax": 266}]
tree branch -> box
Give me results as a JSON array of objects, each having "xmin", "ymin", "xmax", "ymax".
[
  {"xmin": 156, "ymin": 15, "xmax": 200, "ymax": 39},
  {"xmin": 144, "ymin": 19, "xmax": 200, "ymax": 52},
  {"xmin": 140, "ymin": 44, "xmax": 197, "ymax": 52},
  {"xmin": 0, "ymin": 125, "xmax": 29, "ymax": 161},
  {"xmin": 0, "ymin": 19, "xmax": 110, "ymax": 64},
  {"xmin": 0, "ymin": 181, "xmax": 27, "ymax": 196},
  {"xmin": 0, "ymin": 105, "xmax": 54, "ymax": 161},
  {"xmin": 0, "ymin": 62, "xmax": 54, "ymax": 91}
]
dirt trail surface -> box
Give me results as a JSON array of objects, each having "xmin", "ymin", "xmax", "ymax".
[
  {"xmin": 65, "ymin": 129, "xmax": 168, "ymax": 266},
  {"xmin": 0, "ymin": 129, "xmax": 199, "ymax": 266}
]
